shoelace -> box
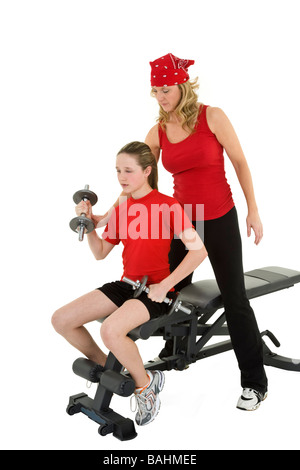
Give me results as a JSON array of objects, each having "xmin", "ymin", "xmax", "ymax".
[
  {"xmin": 242, "ymin": 388, "xmax": 263, "ymax": 401},
  {"xmin": 130, "ymin": 393, "xmax": 151, "ymax": 419}
]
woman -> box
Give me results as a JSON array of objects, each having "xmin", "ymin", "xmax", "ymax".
[
  {"xmin": 52, "ymin": 141, "xmax": 207, "ymax": 426},
  {"xmin": 145, "ymin": 53, "xmax": 268, "ymax": 411}
]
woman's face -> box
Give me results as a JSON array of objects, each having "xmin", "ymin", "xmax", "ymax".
[
  {"xmin": 116, "ymin": 153, "xmax": 151, "ymax": 195},
  {"xmin": 151, "ymin": 85, "xmax": 181, "ymax": 113}
]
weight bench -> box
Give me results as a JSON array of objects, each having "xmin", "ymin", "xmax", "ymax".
[{"xmin": 66, "ymin": 266, "xmax": 300, "ymax": 440}]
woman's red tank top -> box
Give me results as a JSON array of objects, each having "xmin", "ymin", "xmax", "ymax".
[{"xmin": 158, "ymin": 104, "xmax": 234, "ymax": 221}]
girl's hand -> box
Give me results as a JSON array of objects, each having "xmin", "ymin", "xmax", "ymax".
[
  {"xmin": 246, "ymin": 211, "xmax": 263, "ymax": 245},
  {"xmin": 75, "ymin": 204, "xmax": 114, "ymax": 228},
  {"xmin": 147, "ymin": 283, "xmax": 169, "ymax": 303},
  {"xmin": 75, "ymin": 200, "xmax": 92, "ymax": 219}
]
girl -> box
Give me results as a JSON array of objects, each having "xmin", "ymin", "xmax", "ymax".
[{"xmin": 52, "ymin": 141, "xmax": 207, "ymax": 426}]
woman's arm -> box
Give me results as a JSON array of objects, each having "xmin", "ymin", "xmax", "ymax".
[
  {"xmin": 148, "ymin": 228, "xmax": 207, "ymax": 302},
  {"xmin": 206, "ymin": 107, "xmax": 263, "ymax": 245},
  {"xmin": 145, "ymin": 124, "xmax": 161, "ymax": 162}
]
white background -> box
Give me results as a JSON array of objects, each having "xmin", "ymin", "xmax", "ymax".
[{"xmin": 1, "ymin": 0, "xmax": 300, "ymax": 451}]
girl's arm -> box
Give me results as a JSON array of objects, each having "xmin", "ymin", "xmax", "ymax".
[
  {"xmin": 148, "ymin": 228, "xmax": 208, "ymax": 302},
  {"xmin": 75, "ymin": 200, "xmax": 115, "ymax": 259},
  {"xmin": 92, "ymin": 191, "xmax": 130, "ymax": 228},
  {"xmin": 87, "ymin": 230, "xmax": 115, "ymax": 260},
  {"xmin": 206, "ymin": 107, "xmax": 263, "ymax": 245}
]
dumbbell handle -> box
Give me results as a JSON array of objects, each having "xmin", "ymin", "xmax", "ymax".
[
  {"xmin": 122, "ymin": 277, "xmax": 191, "ymax": 314},
  {"xmin": 78, "ymin": 185, "xmax": 90, "ymax": 241},
  {"xmin": 79, "ymin": 184, "xmax": 90, "ymax": 216}
]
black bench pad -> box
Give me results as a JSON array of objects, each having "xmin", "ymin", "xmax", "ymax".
[
  {"xmin": 129, "ymin": 266, "xmax": 300, "ymax": 340},
  {"xmin": 179, "ymin": 266, "xmax": 300, "ymax": 311}
]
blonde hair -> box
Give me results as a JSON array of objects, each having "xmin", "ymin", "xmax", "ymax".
[
  {"xmin": 117, "ymin": 141, "xmax": 158, "ymax": 190},
  {"xmin": 153, "ymin": 78, "xmax": 202, "ymax": 133}
]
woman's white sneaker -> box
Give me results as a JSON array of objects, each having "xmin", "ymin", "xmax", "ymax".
[{"xmin": 236, "ymin": 388, "xmax": 268, "ymax": 411}]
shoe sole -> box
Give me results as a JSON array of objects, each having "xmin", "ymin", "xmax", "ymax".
[{"xmin": 237, "ymin": 392, "xmax": 268, "ymax": 411}]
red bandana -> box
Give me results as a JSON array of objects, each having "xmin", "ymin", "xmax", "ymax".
[{"xmin": 150, "ymin": 53, "xmax": 195, "ymax": 87}]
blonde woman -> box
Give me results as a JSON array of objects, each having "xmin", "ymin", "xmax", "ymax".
[{"xmin": 145, "ymin": 53, "xmax": 268, "ymax": 411}]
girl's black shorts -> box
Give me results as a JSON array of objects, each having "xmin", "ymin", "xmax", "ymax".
[{"xmin": 97, "ymin": 280, "xmax": 175, "ymax": 320}]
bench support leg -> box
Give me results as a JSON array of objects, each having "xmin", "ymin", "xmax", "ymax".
[
  {"xmin": 261, "ymin": 330, "xmax": 300, "ymax": 371},
  {"xmin": 66, "ymin": 352, "xmax": 137, "ymax": 441}
]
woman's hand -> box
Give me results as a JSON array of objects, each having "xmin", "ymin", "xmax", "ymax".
[
  {"xmin": 147, "ymin": 283, "xmax": 170, "ymax": 303},
  {"xmin": 246, "ymin": 211, "xmax": 263, "ymax": 245}
]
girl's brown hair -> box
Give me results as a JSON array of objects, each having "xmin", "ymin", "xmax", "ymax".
[{"xmin": 117, "ymin": 141, "xmax": 158, "ymax": 190}]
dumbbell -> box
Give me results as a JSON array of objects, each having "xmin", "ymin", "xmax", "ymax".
[
  {"xmin": 69, "ymin": 185, "xmax": 98, "ymax": 241},
  {"xmin": 122, "ymin": 276, "xmax": 192, "ymax": 315}
]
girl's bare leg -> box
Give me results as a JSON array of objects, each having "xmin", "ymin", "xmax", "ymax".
[
  {"xmin": 100, "ymin": 299, "xmax": 150, "ymax": 388},
  {"xmin": 52, "ymin": 290, "xmax": 117, "ymax": 366}
]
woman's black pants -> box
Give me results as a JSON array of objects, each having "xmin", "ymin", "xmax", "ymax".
[{"xmin": 168, "ymin": 206, "xmax": 268, "ymax": 394}]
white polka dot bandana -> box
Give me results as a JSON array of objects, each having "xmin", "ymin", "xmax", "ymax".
[{"xmin": 150, "ymin": 53, "xmax": 195, "ymax": 87}]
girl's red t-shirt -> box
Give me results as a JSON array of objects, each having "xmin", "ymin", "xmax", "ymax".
[{"xmin": 102, "ymin": 189, "xmax": 193, "ymax": 285}]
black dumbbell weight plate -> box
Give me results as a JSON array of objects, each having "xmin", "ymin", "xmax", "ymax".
[
  {"xmin": 133, "ymin": 275, "xmax": 148, "ymax": 298},
  {"xmin": 69, "ymin": 216, "xmax": 95, "ymax": 234},
  {"xmin": 167, "ymin": 294, "xmax": 180, "ymax": 316},
  {"xmin": 73, "ymin": 189, "xmax": 98, "ymax": 206}
]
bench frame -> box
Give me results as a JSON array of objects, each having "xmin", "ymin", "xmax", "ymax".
[{"xmin": 66, "ymin": 266, "xmax": 300, "ymax": 440}]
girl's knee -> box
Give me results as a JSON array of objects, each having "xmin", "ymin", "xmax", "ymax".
[
  {"xmin": 100, "ymin": 320, "xmax": 122, "ymax": 350},
  {"xmin": 51, "ymin": 308, "xmax": 69, "ymax": 335}
]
